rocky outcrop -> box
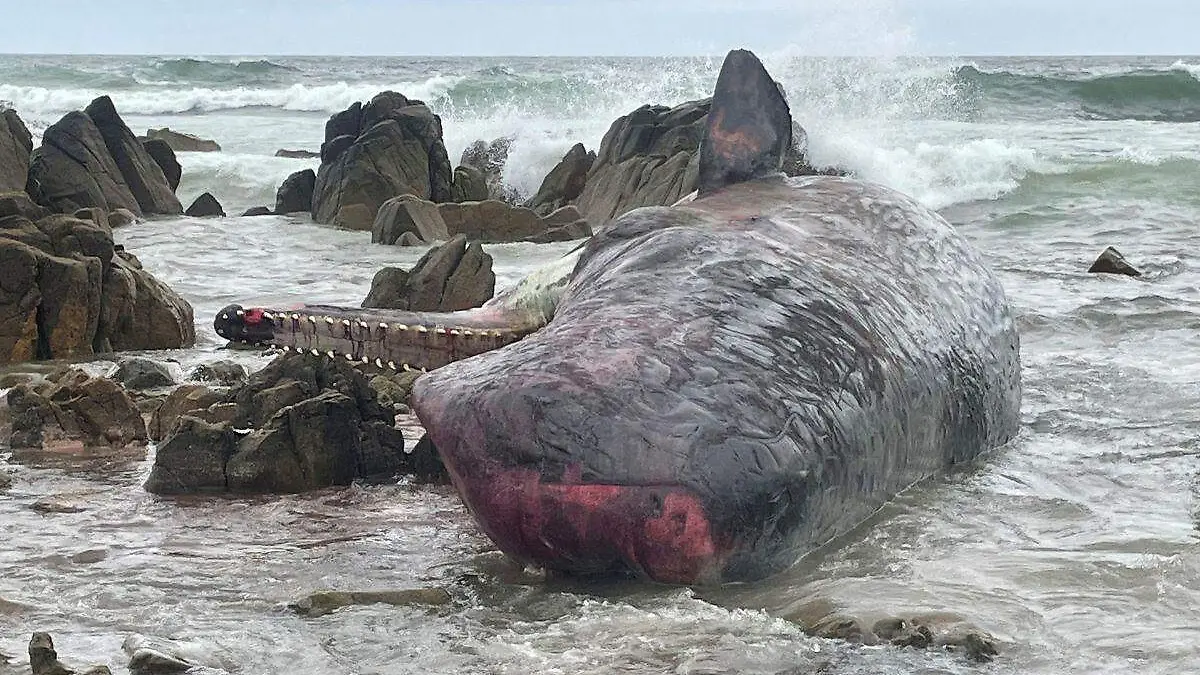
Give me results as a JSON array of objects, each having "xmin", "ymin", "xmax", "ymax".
[
  {"xmin": 189, "ymin": 360, "xmax": 247, "ymax": 386},
  {"xmin": 460, "ymin": 137, "xmax": 517, "ymax": 202},
  {"xmin": 449, "ymin": 164, "xmax": 488, "ymax": 203},
  {"xmin": 1088, "ymin": 246, "xmax": 1141, "ymax": 276},
  {"xmin": 242, "ymin": 206, "xmax": 273, "ymax": 217},
  {"xmin": 275, "ymin": 148, "xmax": 319, "ymax": 159},
  {"xmin": 98, "ymin": 248, "xmax": 195, "ymax": 353},
  {"xmin": 361, "ymin": 234, "xmax": 494, "ymax": 311},
  {"xmin": 112, "ymin": 357, "xmax": 175, "ymax": 390},
  {"xmin": 144, "ymin": 127, "xmax": 221, "ymax": 152},
  {"xmin": 311, "ymin": 91, "xmax": 453, "ymax": 229},
  {"xmin": 526, "ymin": 143, "xmax": 594, "ymax": 215},
  {"xmin": 6, "ymin": 369, "xmax": 148, "ymax": 450},
  {"xmin": 141, "ymin": 138, "xmax": 181, "ymax": 192},
  {"xmin": 372, "ymin": 195, "xmax": 591, "ymax": 246},
  {"xmin": 86, "ymin": 97, "xmax": 182, "ymax": 215},
  {"xmin": 144, "ymin": 353, "xmax": 412, "ymax": 494},
  {"xmin": 28, "ymin": 97, "xmax": 183, "ymax": 217},
  {"xmin": 148, "ymin": 383, "xmax": 224, "ymax": 442},
  {"xmin": 574, "ymin": 97, "xmax": 821, "ymax": 225},
  {"xmin": 185, "ymin": 192, "xmax": 225, "ymax": 217},
  {"xmin": 275, "ymin": 168, "xmax": 315, "ymax": 214},
  {"xmin": 0, "ymin": 107, "xmax": 33, "ymax": 192},
  {"xmin": 0, "ymin": 190, "xmax": 48, "ymax": 220},
  {"xmin": 289, "ymin": 588, "xmax": 451, "ymax": 617}
]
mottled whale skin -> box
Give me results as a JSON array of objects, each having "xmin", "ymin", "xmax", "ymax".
[
  {"xmin": 411, "ymin": 173, "xmax": 1021, "ymax": 584},
  {"xmin": 212, "ymin": 49, "xmax": 1021, "ymax": 585}
]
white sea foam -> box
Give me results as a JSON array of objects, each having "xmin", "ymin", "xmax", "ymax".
[{"xmin": 1169, "ymin": 60, "xmax": 1200, "ymax": 80}]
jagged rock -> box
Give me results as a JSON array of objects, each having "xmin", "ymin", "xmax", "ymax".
[
  {"xmin": 524, "ymin": 205, "xmax": 592, "ymax": 244},
  {"xmin": 121, "ymin": 636, "xmax": 196, "ymax": 675},
  {"xmin": 144, "ymin": 353, "xmax": 408, "ymax": 494},
  {"xmin": 371, "ymin": 193, "xmax": 448, "ymax": 244},
  {"xmin": 0, "ymin": 191, "xmax": 48, "ymax": 220},
  {"xmin": 28, "ymin": 110, "xmax": 143, "ymax": 215},
  {"xmin": 460, "ymin": 137, "xmax": 516, "ymax": 202},
  {"xmin": 85, "ymin": 97, "xmax": 182, "ymax": 215},
  {"xmin": 141, "ymin": 139, "xmax": 181, "ymax": 192},
  {"xmin": 188, "ymin": 360, "xmax": 247, "ymax": 386},
  {"xmin": 1088, "ymin": 246, "xmax": 1141, "ymax": 276},
  {"xmin": 72, "ymin": 207, "xmax": 106, "ymax": 227},
  {"xmin": 312, "ymin": 91, "xmax": 453, "ymax": 228},
  {"xmin": 144, "ymin": 127, "xmax": 220, "ymax": 152},
  {"xmin": 275, "ymin": 148, "xmax": 319, "ymax": 159},
  {"xmin": 368, "ymin": 372, "xmax": 419, "ymax": 410},
  {"xmin": 6, "ymin": 369, "xmax": 147, "ymax": 449},
  {"xmin": 449, "ymin": 164, "xmax": 488, "ymax": 203},
  {"xmin": 147, "ymin": 384, "xmax": 225, "ymax": 441},
  {"xmin": 526, "ymin": 143, "xmax": 595, "ymax": 215},
  {"xmin": 242, "ymin": 206, "xmax": 273, "ymax": 217},
  {"xmin": 185, "ymin": 192, "xmax": 224, "ymax": 217},
  {"xmin": 289, "ymin": 588, "xmax": 451, "ymax": 617},
  {"xmin": 442, "ymin": 199, "xmax": 592, "ymax": 243},
  {"xmin": 108, "ymin": 208, "xmax": 137, "ymax": 228},
  {"xmin": 275, "ymin": 168, "xmax": 315, "ymax": 215},
  {"xmin": 0, "ymin": 108, "xmax": 33, "ymax": 192},
  {"xmin": 98, "ymin": 249, "xmax": 195, "ymax": 354},
  {"xmin": 29, "ymin": 633, "xmax": 73, "ymax": 675},
  {"xmin": 111, "ymin": 357, "xmax": 175, "ymax": 390},
  {"xmin": 575, "ymin": 97, "xmax": 818, "ymax": 225},
  {"xmin": 396, "ymin": 232, "xmax": 424, "ymax": 246},
  {"xmin": 362, "ymin": 234, "xmax": 494, "ymax": 311},
  {"xmin": 408, "ymin": 434, "xmax": 448, "ymax": 483}
]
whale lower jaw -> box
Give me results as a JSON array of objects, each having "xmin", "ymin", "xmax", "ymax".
[{"xmin": 446, "ymin": 464, "xmax": 730, "ymax": 585}]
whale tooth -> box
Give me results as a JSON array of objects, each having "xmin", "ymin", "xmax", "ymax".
[
  {"xmin": 490, "ymin": 329, "xmax": 502, "ymax": 338},
  {"xmin": 326, "ymin": 350, "xmax": 336, "ymax": 359},
  {"xmin": 310, "ymin": 348, "xmax": 319, "ymax": 356},
  {"xmin": 379, "ymin": 322, "xmax": 389, "ymax": 329},
  {"xmin": 435, "ymin": 327, "xmax": 447, "ymax": 335},
  {"xmin": 282, "ymin": 345, "xmax": 291, "ymax": 352},
  {"xmin": 395, "ymin": 324, "xmax": 409, "ymax": 332},
  {"xmin": 462, "ymin": 329, "xmax": 474, "ymax": 337},
  {"xmin": 344, "ymin": 353, "xmax": 354, "ymax": 361},
  {"xmin": 307, "ymin": 315, "xmax": 316, "ymax": 323},
  {"xmin": 339, "ymin": 318, "xmax": 349, "ymax": 327},
  {"xmin": 220, "ymin": 313, "xmax": 229, "ymax": 320},
  {"xmin": 402, "ymin": 363, "xmax": 412, "ymax": 372},
  {"xmin": 449, "ymin": 329, "xmax": 461, "ymax": 336},
  {"xmin": 327, "ymin": 317, "xmax": 337, "ymax": 325},
  {"xmin": 374, "ymin": 358, "xmax": 383, "ymax": 368},
  {"xmin": 361, "ymin": 356, "xmax": 370, "ymax": 364},
  {"xmin": 236, "ymin": 309, "xmax": 245, "ymax": 317},
  {"xmin": 387, "ymin": 361, "xmax": 396, "ymax": 370},
  {"xmin": 291, "ymin": 313, "xmax": 300, "ymax": 321},
  {"xmin": 416, "ymin": 325, "xmax": 429, "ymax": 333}
]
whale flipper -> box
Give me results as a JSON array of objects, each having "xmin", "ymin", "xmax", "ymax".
[{"xmin": 698, "ymin": 49, "xmax": 794, "ymax": 196}]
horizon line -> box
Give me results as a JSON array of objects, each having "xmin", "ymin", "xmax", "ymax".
[{"xmin": 0, "ymin": 51, "xmax": 1197, "ymax": 59}]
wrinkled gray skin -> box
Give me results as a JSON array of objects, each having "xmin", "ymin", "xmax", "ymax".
[{"xmin": 412, "ymin": 174, "xmax": 1021, "ymax": 584}]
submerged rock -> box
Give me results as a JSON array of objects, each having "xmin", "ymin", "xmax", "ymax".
[
  {"xmin": 185, "ymin": 192, "xmax": 225, "ymax": 218},
  {"xmin": 1088, "ymin": 246, "xmax": 1141, "ymax": 276},
  {"xmin": 289, "ymin": 588, "xmax": 451, "ymax": 617},
  {"xmin": 372, "ymin": 194, "xmax": 590, "ymax": 246},
  {"xmin": 6, "ymin": 369, "xmax": 148, "ymax": 450},
  {"xmin": 275, "ymin": 148, "xmax": 319, "ymax": 159},
  {"xmin": 145, "ymin": 127, "xmax": 221, "ymax": 152},
  {"xmin": 241, "ymin": 206, "xmax": 273, "ymax": 217},
  {"xmin": 112, "ymin": 357, "xmax": 175, "ymax": 390},
  {"xmin": 188, "ymin": 360, "xmax": 247, "ymax": 387},
  {"xmin": 147, "ymin": 383, "xmax": 224, "ymax": 442},
  {"xmin": 275, "ymin": 168, "xmax": 315, "ymax": 215}
]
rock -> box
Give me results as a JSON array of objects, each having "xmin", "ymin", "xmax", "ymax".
[
  {"xmin": 312, "ymin": 91, "xmax": 453, "ymax": 226},
  {"xmin": 439, "ymin": 199, "xmax": 592, "ymax": 244},
  {"xmin": 289, "ymin": 588, "xmax": 451, "ymax": 617},
  {"xmin": 396, "ymin": 232, "xmax": 424, "ymax": 246},
  {"xmin": 71, "ymin": 207, "xmax": 106, "ymax": 228},
  {"xmin": 241, "ymin": 206, "xmax": 273, "ymax": 217},
  {"xmin": 408, "ymin": 434, "xmax": 448, "ymax": 483},
  {"xmin": 112, "ymin": 357, "xmax": 175, "ymax": 390},
  {"xmin": 0, "ymin": 471, "xmax": 11, "ymax": 492},
  {"xmin": 275, "ymin": 148, "xmax": 320, "ymax": 159},
  {"xmin": 30, "ymin": 498, "xmax": 86, "ymax": 514},
  {"xmin": 371, "ymin": 193, "xmax": 448, "ymax": 244},
  {"xmin": 0, "ymin": 191, "xmax": 47, "ymax": 220},
  {"xmin": 459, "ymin": 137, "xmax": 516, "ymax": 202},
  {"xmin": 448, "ymin": 164, "xmax": 488, "ymax": 203},
  {"xmin": 274, "ymin": 168, "xmax": 315, "ymax": 215},
  {"xmin": 7, "ymin": 370, "xmax": 148, "ymax": 449},
  {"xmin": 145, "ymin": 352, "xmax": 407, "ymax": 494},
  {"xmin": 81, "ymin": 668, "xmax": 112, "ymax": 675},
  {"xmin": 141, "ymin": 139, "xmax": 181, "ymax": 192},
  {"xmin": 188, "ymin": 360, "xmax": 247, "ymax": 386},
  {"xmin": 184, "ymin": 192, "xmax": 224, "ymax": 217},
  {"xmin": 99, "ymin": 250, "xmax": 196, "ymax": 354},
  {"xmin": 368, "ymin": 372, "xmax": 419, "ymax": 410},
  {"xmin": 526, "ymin": 143, "xmax": 595, "ymax": 215},
  {"xmin": 28, "ymin": 110, "xmax": 143, "ymax": 215},
  {"xmin": 107, "ymin": 208, "xmax": 137, "ymax": 228},
  {"xmin": 121, "ymin": 636, "xmax": 194, "ymax": 675},
  {"xmin": 0, "ymin": 108, "xmax": 33, "ymax": 192},
  {"xmin": 144, "ymin": 127, "xmax": 220, "ymax": 152},
  {"xmin": 1088, "ymin": 246, "xmax": 1141, "ymax": 276},
  {"xmin": 85, "ymin": 97, "xmax": 182, "ymax": 215},
  {"xmin": 29, "ymin": 632, "xmax": 73, "ymax": 675},
  {"xmin": 331, "ymin": 203, "xmax": 374, "ymax": 231},
  {"xmin": 362, "ymin": 234, "xmax": 494, "ymax": 311}
]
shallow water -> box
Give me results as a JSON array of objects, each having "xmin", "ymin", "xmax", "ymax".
[{"xmin": 5, "ymin": 53, "xmax": 1200, "ymax": 673}]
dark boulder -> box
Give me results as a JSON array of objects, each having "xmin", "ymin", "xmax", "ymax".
[
  {"xmin": 98, "ymin": 249, "xmax": 195, "ymax": 354},
  {"xmin": 1088, "ymin": 246, "xmax": 1141, "ymax": 277},
  {"xmin": 0, "ymin": 108, "xmax": 33, "ymax": 192},
  {"xmin": 275, "ymin": 168, "xmax": 315, "ymax": 214},
  {"xmin": 524, "ymin": 205, "xmax": 592, "ymax": 243},
  {"xmin": 526, "ymin": 142, "xmax": 595, "ymax": 215},
  {"xmin": 112, "ymin": 357, "xmax": 175, "ymax": 390},
  {"xmin": 448, "ymin": 164, "xmax": 488, "ymax": 203},
  {"xmin": 242, "ymin": 206, "xmax": 273, "ymax": 217},
  {"xmin": 371, "ymin": 193, "xmax": 448, "ymax": 244},
  {"xmin": 147, "ymin": 383, "xmax": 224, "ymax": 442},
  {"xmin": 144, "ymin": 353, "xmax": 410, "ymax": 494},
  {"xmin": 188, "ymin": 359, "xmax": 247, "ymax": 386},
  {"xmin": 0, "ymin": 191, "xmax": 48, "ymax": 221},
  {"xmin": 141, "ymin": 138, "xmax": 181, "ymax": 192},
  {"xmin": 108, "ymin": 207, "xmax": 138, "ymax": 228},
  {"xmin": 362, "ymin": 234, "xmax": 494, "ymax": 311},
  {"xmin": 312, "ymin": 91, "xmax": 453, "ymax": 229},
  {"xmin": 275, "ymin": 148, "xmax": 319, "ymax": 159},
  {"xmin": 28, "ymin": 110, "xmax": 143, "ymax": 215},
  {"xmin": 85, "ymin": 96, "xmax": 182, "ymax": 215},
  {"xmin": 185, "ymin": 192, "xmax": 225, "ymax": 217}
]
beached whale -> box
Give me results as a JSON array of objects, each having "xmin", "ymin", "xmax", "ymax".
[{"xmin": 213, "ymin": 49, "xmax": 1021, "ymax": 584}]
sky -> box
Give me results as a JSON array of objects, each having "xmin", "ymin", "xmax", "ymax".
[{"xmin": 0, "ymin": 0, "xmax": 1196, "ymax": 57}]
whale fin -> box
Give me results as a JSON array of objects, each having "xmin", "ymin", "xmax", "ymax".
[{"xmin": 697, "ymin": 49, "xmax": 793, "ymax": 197}]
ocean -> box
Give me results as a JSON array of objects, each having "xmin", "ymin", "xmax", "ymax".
[{"xmin": 2, "ymin": 52, "xmax": 1200, "ymax": 674}]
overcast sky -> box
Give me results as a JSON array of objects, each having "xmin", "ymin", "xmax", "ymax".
[{"xmin": 1, "ymin": 0, "xmax": 1196, "ymax": 56}]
